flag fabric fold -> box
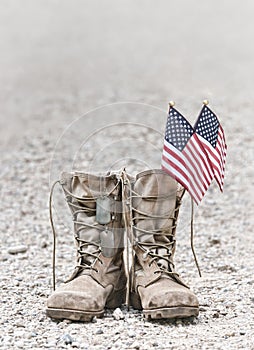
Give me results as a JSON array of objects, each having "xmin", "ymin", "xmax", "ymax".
[
  {"xmin": 194, "ymin": 105, "xmax": 227, "ymax": 191},
  {"xmin": 161, "ymin": 105, "xmax": 227, "ymax": 204}
]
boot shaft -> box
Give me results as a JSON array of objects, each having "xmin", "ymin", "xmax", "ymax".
[
  {"xmin": 130, "ymin": 169, "xmax": 184, "ymax": 268},
  {"xmin": 60, "ymin": 172, "xmax": 124, "ymax": 266}
]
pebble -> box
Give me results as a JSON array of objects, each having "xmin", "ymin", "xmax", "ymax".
[
  {"xmin": 71, "ymin": 341, "xmax": 80, "ymax": 348},
  {"xmin": 62, "ymin": 333, "xmax": 73, "ymax": 345},
  {"xmin": 7, "ymin": 245, "xmax": 28, "ymax": 254},
  {"xmin": 131, "ymin": 340, "xmax": 140, "ymax": 349},
  {"xmin": 127, "ymin": 331, "xmax": 136, "ymax": 338},
  {"xmin": 40, "ymin": 241, "xmax": 48, "ymax": 248},
  {"xmin": 14, "ymin": 322, "xmax": 25, "ymax": 328},
  {"xmin": 15, "ymin": 340, "xmax": 24, "ymax": 348},
  {"xmin": 113, "ymin": 308, "xmax": 124, "ymax": 321}
]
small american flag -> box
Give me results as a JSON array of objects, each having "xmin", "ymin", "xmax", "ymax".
[
  {"xmin": 194, "ymin": 105, "xmax": 227, "ymax": 191},
  {"xmin": 161, "ymin": 106, "xmax": 214, "ymax": 204}
]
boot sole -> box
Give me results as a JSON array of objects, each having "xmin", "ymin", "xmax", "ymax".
[
  {"xmin": 143, "ymin": 306, "xmax": 199, "ymax": 320},
  {"xmin": 46, "ymin": 307, "xmax": 104, "ymax": 322}
]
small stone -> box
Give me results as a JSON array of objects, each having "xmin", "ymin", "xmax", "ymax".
[
  {"xmin": 15, "ymin": 340, "xmax": 24, "ymax": 348},
  {"xmin": 131, "ymin": 340, "xmax": 140, "ymax": 349},
  {"xmin": 199, "ymin": 306, "xmax": 207, "ymax": 312},
  {"xmin": 225, "ymin": 332, "xmax": 236, "ymax": 337},
  {"xmin": 209, "ymin": 238, "xmax": 221, "ymax": 245},
  {"xmin": 1, "ymin": 254, "xmax": 9, "ymax": 261},
  {"xmin": 113, "ymin": 308, "xmax": 124, "ymax": 320},
  {"xmin": 40, "ymin": 241, "xmax": 48, "ymax": 248},
  {"xmin": 15, "ymin": 322, "xmax": 25, "ymax": 328},
  {"xmin": 8, "ymin": 245, "xmax": 28, "ymax": 254},
  {"xmin": 71, "ymin": 341, "xmax": 80, "ymax": 348},
  {"xmin": 46, "ymin": 340, "xmax": 57, "ymax": 348},
  {"xmin": 62, "ymin": 333, "xmax": 73, "ymax": 345},
  {"xmin": 128, "ymin": 331, "xmax": 136, "ymax": 338},
  {"xmin": 62, "ymin": 319, "xmax": 72, "ymax": 324},
  {"xmin": 95, "ymin": 328, "xmax": 104, "ymax": 334}
]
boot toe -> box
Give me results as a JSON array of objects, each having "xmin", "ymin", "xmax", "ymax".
[
  {"xmin": 46, "ymin": 275, "xmax": 112, "ymax": 320},
  {"xmin": 138, "ymin": 277, "xmax": 199, "ymax": 319},
  {"xmin": 47, "ymin": 289, "xmax": 105, "ymax": 312}
]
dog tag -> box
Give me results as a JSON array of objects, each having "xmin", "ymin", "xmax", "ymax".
[
  {"xmin": 96, "ymin": 196, "xmax": 112, "ymax": 224},
  {"xmin": 100, "ymin": 230, "xmax": 115, "ymax": 257}
]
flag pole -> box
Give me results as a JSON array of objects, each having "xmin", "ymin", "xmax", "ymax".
[{"xmin": 191, "ymin": 199, "xmax": 202, "ymax": 277}]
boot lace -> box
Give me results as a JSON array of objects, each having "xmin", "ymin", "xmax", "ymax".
[
  {"xmin": 123, "ymin": 181, "xmax": 201, "ymax": 302},
  {"xmin": 49, "ymin": 178, "xmax": 120, "ymax": 290},
  {"xmin": 129, "ymin": 189, "xmax": 181, "ymax": 276}
]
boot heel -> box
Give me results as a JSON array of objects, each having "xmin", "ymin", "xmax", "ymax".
[{"xmin": 106, "ymin": 288, "xmax": 126, "ymax": 309}]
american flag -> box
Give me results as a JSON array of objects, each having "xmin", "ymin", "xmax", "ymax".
[
  {"xmin": 161, "ymin": 107, "xmax": 214, "ymax": 204},
  {"xmin": 194, "ymin": 105, "xmax": 227, "ymax": 191}
]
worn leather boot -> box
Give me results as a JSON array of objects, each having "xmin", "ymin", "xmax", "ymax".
[
  {"xmin": 46, "ymin": 172, "xmax": 126, "ymax": 321},
  {"xmin": 129, "ymin": 169, "xmax": 199, "ymax": 320}
]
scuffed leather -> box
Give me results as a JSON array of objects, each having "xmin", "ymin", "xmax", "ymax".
[
  {"xmin": 47, "ymin": 172, "xmax": 126, "ymax": 317},
  {"xmin": 131, "ymin": 169, "xmax": 199, "ymax": 312}
]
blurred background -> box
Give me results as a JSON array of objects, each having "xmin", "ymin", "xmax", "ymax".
[{"xmin": 1, "ymin": 0, "xmax": 254, "ymax": 150}]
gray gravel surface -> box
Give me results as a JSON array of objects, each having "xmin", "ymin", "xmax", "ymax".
[{"xmin": 1, "ymin": 1, "xmax": 254, "ymax": 349}]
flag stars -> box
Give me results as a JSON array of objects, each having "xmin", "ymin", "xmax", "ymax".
[
  {"xmin": 195, "ymin": 108, "xmax": 220, "ymax": 148},
  {"xmin": 166, "ymin": 108, "xmax": 194, "ymax": 151}
]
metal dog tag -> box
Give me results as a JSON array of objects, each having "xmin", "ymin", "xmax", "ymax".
[
  {"xmin": 96, "ymin": 196, "xmax": 112, "ymax": 224},
  {"xmin": 100, "ymin": 229, "xmax": 115, "ymax": 257}
]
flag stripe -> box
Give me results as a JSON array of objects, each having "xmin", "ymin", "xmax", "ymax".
[
  {"xmin": 198, "ymin": 129, "xmax": 227, "ymax": 191},
  {"xmin": 185, "ymin": 137, "xmax": 212, "ymax": 190},
  {"xmin": 191, "ymin": 135, "xmax": 214, "ymax": 181},
  {"xmin": 198, "ymin": 140, "xmax": 223, "ymax": 189},
  {"xmin": 161, "ymin": 155, "xmax": 191, "ymax": 190},
  {"xmin": 162, "ymin": 144, "xmax": 193, "ymax": 183},
  {"xmin": 161, "ymin": 156, "xmax": 200, "ymax": 204},
  {"xmin": 162, "ymin": 139, "xmax": 206, "ymax": 203},
  {"xmin": 163, "ymin": 141, "xmax": 204, "ymax": 198},
  {"xmin": 162, "ymin": 145, "xmax": 203, "ymax": 202},
  {"xmin": 183, "ymin": 146, "xmax": 209, "ymax": 192}
]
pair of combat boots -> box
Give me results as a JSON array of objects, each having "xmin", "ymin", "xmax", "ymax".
[{"xmin": 46, "ymin": 169, "xmax": 199, "ymax": 321}]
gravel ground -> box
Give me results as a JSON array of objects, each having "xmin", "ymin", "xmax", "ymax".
[{"xmin": 1, "ymin": 1, "xmax": 254, "ymax": 349}]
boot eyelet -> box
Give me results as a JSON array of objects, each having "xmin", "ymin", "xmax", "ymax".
[{"xmin": 142, "ymin": 252, "xmax": 148, "ymax": 260}]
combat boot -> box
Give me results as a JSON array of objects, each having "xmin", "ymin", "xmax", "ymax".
[
  {"xmin": 46, "ymin": 172, "xmax": 126, "ymax": 321},
  {"xmin": 129, "ymin": 169, "xmax": 199, "ymax": 320}
]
